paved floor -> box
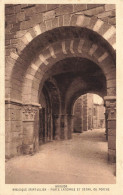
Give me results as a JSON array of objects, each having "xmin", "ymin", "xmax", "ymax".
[{"xmin": 5, "ymin": 129, "xmax": 116, "ymax": 184}]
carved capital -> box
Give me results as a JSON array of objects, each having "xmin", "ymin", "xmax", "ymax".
[
  {"xmin": 53, "ymin": 114, "xmax": 59, "ymax": 119},
  {"xmin": 105, "ymin": 100, "xmax": 116, "ymax": 108},
  {"xmin": 68, "ymin": 114, "xmax": 74, "ymax": 119},
  {"xmin": 23, "ymin": 105, "xmax": 38, "ymax": 121},
  {"xmin": 108, "ymin": 108, "xmax": 116, "ymax": 120},
  {"xmin": 105, "ymin": 99, "xmax": 116, "ymax": 120}
]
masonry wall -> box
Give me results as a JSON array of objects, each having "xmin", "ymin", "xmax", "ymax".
[
  {"xmin": 73, "ymin": 97, "xmax": 83, "ymax": 132},
  {"xmin": 5, "ymin": 102, "xmax": 23, "ymax": 158},
  {"xmin": 93, "ymin": 104, "xmax": 105, "ymax": 128},
  {"xmin": 5, "ymin": 4, "xmax": 116, "ymax": 58},
  {"xmin": 73, "ymin": 93, "xmax": 93, "ymax": 132}
]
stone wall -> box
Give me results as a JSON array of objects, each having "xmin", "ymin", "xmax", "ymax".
[
  {"xmin": 5, "ymin": 4, "xmax": 116, "ymax": 68},
  {"xmin": 73, "ymin": 97, "xmax": 83, "ymax": 132},
  {"xmin": 5, "ymin": 101, "xmax": 23, "ymax": 158},
  {"xmin": 93, "ymin": 104, "xmax": 105, "ymax": 128},
  {"xmin": 73, "ymin": 93, "xmax": 93, "ymax": 132}
]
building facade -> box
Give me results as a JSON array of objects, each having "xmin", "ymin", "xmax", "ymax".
[
  {"xmin": 73, "ymin": 94, "xmax": 105, "ymax": 132},
  {"xmin": 93, "ymin": 103, "xmax": 105, "ymax": 129}
]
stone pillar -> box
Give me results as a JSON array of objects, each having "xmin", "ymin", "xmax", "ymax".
[
  {"xmin": 5, "ymin": 99, "xmax": 23, "ymax": 158},
  {"xmin": 67, "ymin": 114, "xmax": 74, "ymax": 139},
  {"xmin": 53, "ymin": 114, "xmax": 60, "ymax": 140},
  {"xmin": 104, "ymin": 111, "xmax": 108, "ymax": 141},
  {"xmin": 59, "ymin": 114, "xmax": 74, "ymax": 140},
  {"xmin": 104, "ymin": 96, "xmax": 116, "ymax": 163},
  {"xmin": 82, "ymin": 95, "xmax": 88, "ymax": 131},
  {"xmin": 64, "ymin": 115, "xmax": 68, "ymax": 139},
  {"xmin": 60, "ymin": 114, "xmax": 65, "ymax": 139},
  {"xmin": 22, "ymin": 104, "xmax": 40, "ymax": 155},
  {"xmin": 47, "ymin": 113, "xmax": 51, "ymax": 141}
]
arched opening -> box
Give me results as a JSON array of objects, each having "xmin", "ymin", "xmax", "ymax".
[
  {"xmin": 73, "ymin": 93, "xmax": 105, "ymax": 133},
  {"xmin": 39, "ymin": 78, "xmax": 61, "ymax": 144},
  {"xmin": 8, "ymin": 26, "xmax": 115, "ymax": 103},
  {"xmin": 5, "ymin": 25, "xmax": 116, "ymax": 163},
  {"xmin": 37, "ymin": 56, "xmax": 107, "ymax": 142}
]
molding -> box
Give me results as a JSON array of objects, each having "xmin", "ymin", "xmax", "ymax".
[
  {"xmin": 5, "ymin": 98, "xmax": 41, "ymax": 108},
  {"xmin": 23, "ymin": 103, "xmax": 41, "ymax": 108},
  {"xmin": 104, "ymin": 96, "xmax": 116, "ymax": 101},
  {"xmin": 107, "ymin": 119, "xmax": 116, "ymax": 121},
  {"xmin": 5, "ymin": 99, "xmax": 22, "ymax": 106}
]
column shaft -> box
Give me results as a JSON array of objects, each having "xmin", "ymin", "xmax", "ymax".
[
  {"xmin": 104, "ymin": 96, "xmax": 116, "ymax": 163},
  {"xmin": 53, "ymin": 114, "xmax": 60, "ymax": 140},
  {"xmin": 23, "ymin": 105, "xmax": 40, "ymax": 154}
]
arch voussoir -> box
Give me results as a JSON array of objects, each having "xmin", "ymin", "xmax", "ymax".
[{"xmin": 14, "ymin": 14, "xmax": 116, "ymax": 60}]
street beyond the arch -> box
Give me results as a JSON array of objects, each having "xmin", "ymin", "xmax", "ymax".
[{"xmin": 5, "ymin": 129, "xmax": 115, "ymax": 184}]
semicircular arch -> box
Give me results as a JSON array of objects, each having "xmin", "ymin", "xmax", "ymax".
[{"xmin": 8, "ymin": 24, "xmax": 116, "ymax": 104}]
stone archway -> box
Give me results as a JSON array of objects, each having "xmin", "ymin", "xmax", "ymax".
[
  {"xmin": 8, "ymin": 26, "xmax": 115, "ymax": 103},
  {"xmin": 69, "ymin": 92, "xmax": 105, "ymax": 131},
  {"xmin": 5, "ymin": 14, "xmax": 116, "ymax": 162}
]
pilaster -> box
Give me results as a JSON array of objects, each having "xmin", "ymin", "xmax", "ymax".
[
  {"xmin": 104, "ymin": 96, "xmax": 116, "ymax": 163},
  {"xmin": 22, "ymin": 104, "xmax": 40, "ymax": 154},
  {"xmin": 53, "ymin": 114, "xmax": 60, "ymax": 140}
]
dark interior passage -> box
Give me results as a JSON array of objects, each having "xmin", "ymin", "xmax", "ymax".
[{"xmin": 38, "ymin": 58, "xmax": 107, "ymax": 144}]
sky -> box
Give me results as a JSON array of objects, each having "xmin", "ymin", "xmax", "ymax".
[{"xmin": 93, "ymin": 94, "xmax": 103, "ymax": 105}]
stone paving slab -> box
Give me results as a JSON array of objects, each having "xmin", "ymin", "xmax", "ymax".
[{"xmin": 5, "ymin": 129, "xmax": 116, "ymax": 184}]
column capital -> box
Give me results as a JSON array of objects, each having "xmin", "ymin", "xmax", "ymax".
[
  {"xmin": 23, "ymin": 104, "xmax": 40, "ymax": 122},
  {"xmin": 67, "ymin": 114, "xmax": 74, "ymax": 119},
  {"xmin": 53, "ymin": 114, "xmax": 60, "ymax": 118},
  {"xmin": 104, "ymin": 97, "xmax": 116, "ymax": 121},
  {"xmin": 104, "ymin": 99, "xmax": 116, "ymax": 108}
]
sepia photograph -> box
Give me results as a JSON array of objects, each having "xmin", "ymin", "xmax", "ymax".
[{"xmin": 4, "ymin": 3, "xmax": 116, "ymax": 185}]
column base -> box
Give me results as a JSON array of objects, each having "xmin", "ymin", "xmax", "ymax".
[
  {"xmin": 108, "ymin": 149, "xmax": 116, "ymax": 163},
  {"xmin": 23, "ymin": 144, "xmax": 34, "ymax": 155}
]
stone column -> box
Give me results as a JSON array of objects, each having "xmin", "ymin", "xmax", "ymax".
[
  {"xmin": 104, "ymin": 96, "xmax": 116, "ymax": 163},
  {"xmin": 64, "ymin": 115, "xmax": 68, "ymax": 139},
  {"xmin": 47, "ymin": 113, "xmax": 51, "ymax": 141},
  {"xmin": 53, "ymin": 114, "xmax": 60, "ymax": 140},
  {"xmin": 59, "ymin": 114, "xmax": 74, "ymax": 140},
  {"xmin": 22, "ymin": 104, "xmax": 40, "ymax": 155},
  {"xmin": 82, "ymin": 97, "xmax": 88, "ymax": 131},
  {"xmin": 67, "ymin": 114, "xmax": 74, "ymax": 139},
  {"xmin": 104, "ymin": 110, "xmax": 108, "ymax": 141},
  {"xmin": 60, "ymin": 114, "xmax": 65, "ymax": 139},
  {"xmin": 5, "ymin": 99, "xmax": 23, "ymax": 158}
]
